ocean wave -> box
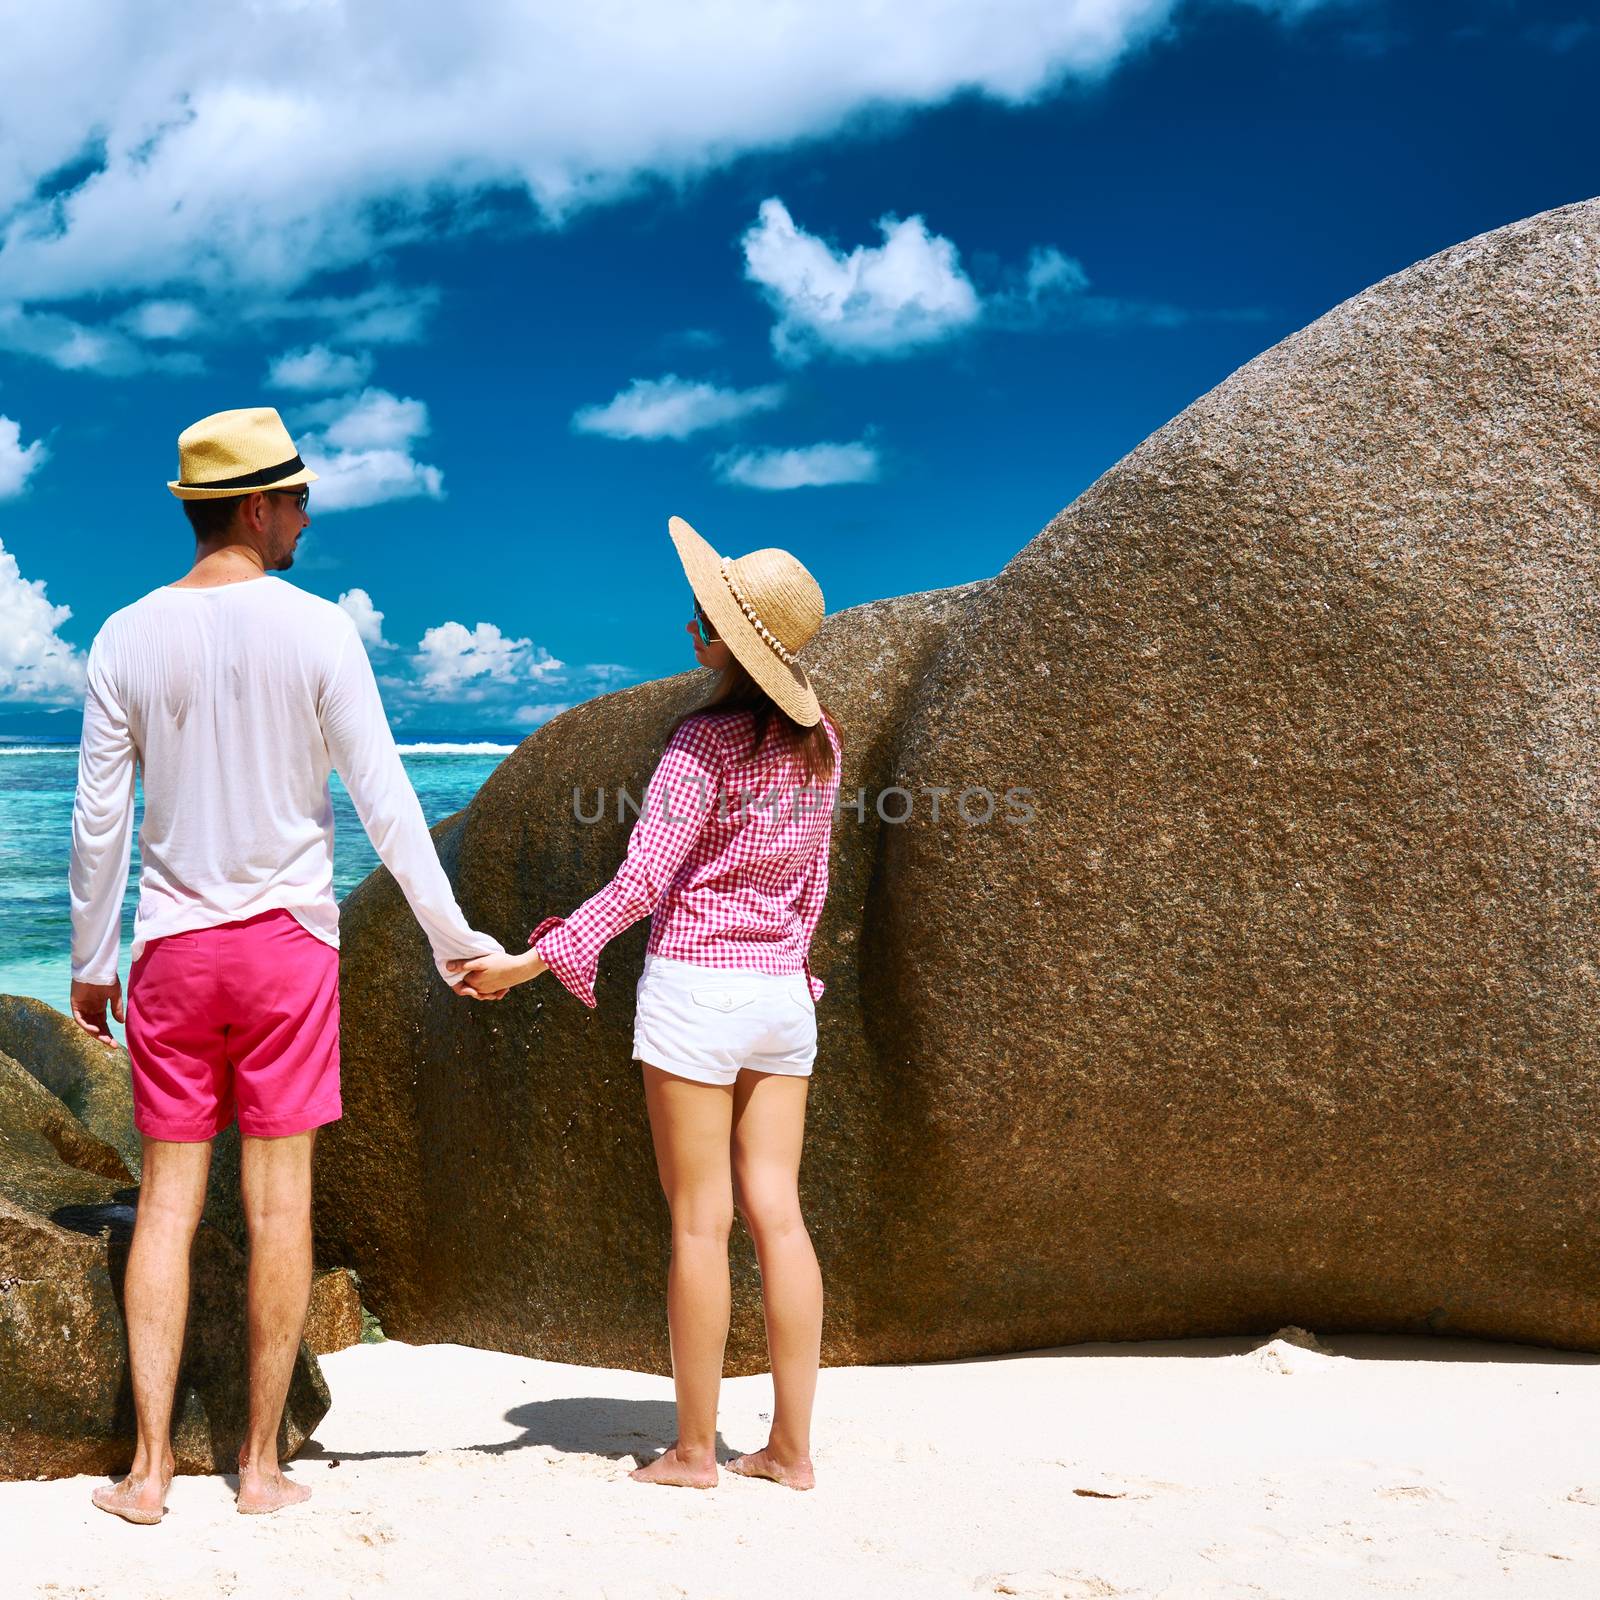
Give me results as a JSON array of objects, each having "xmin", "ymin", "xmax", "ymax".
[
  {"xmin": 0, "ymin": 745, "xmax": 79, "ymax": 756},
  {"xmin": 393, "ymin": 742, "xmax": 516, "ymax": 756}
]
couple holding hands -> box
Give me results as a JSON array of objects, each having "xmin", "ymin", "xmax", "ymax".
[{"xmin": 68, "ymin": 407, "xmax": 839, "ymax": 1524}]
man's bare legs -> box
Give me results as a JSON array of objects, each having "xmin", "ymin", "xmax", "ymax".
[
  {"xmin": 631, "ymin": 1065, "xmax": 735, "ymax": 1488},
  {"xmin": 92, "ymin": 1137, "xmax": 212, "ymax": 1524},
  {"xmin": 726, "ymin": 1071, "xmax": 821, "ymax": 1490},
  {"xmin": 235, "ymin": 1129, "xmax": 316, "ymax": 1514}
]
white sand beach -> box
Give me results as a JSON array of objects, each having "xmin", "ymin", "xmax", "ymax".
[{"xmin": 7, "ymin": 1331, "xmax": 1597, "ymax": 1599}]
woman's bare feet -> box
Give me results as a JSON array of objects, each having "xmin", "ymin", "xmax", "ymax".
[
  {"xmin": 236, "ymin": 1453, "xmax": 312, "ymax": 1515},
  {"xmin": 91, "ymin": 1459, "xmax": 173, "ymax": 1525},
  {"xmin": 726, "ymin": 1446, "xmax": 815, "ymax": 1490},
  {"xmin": 628, "ymin": 1444, "xmax": 718, "ymax": 1489}
]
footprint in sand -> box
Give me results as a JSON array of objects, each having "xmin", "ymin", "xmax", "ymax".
[
  {"xmin": 1377, "ymin": 1483, "xmax": 1453, "ymax": 1503},
  {"xmin": 1067, "ymin": 1472, "xmax": 1190, "ymax": 1500},
  {"xmin": 345, "ymin": 1518, "xmax": 398, "ymax": 1547},
  {"xmin": 986, "ymin": 1571, "xmax": 1123, "ymax": 1597}
]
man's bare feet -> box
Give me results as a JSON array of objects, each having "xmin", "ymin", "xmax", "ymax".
[
  {"xmin": 91, "ymin": 1464, "xmax": 172, "ymax": 1525},
  {"xmin": 236, "ymin": 1456, "xmax": 312, "ymax": 1515},
  {"xmin": 726, "ymin": 1446, "xmax": 815, "ymax": 1491},
  {"xmin": 628, "ymin": 1444, "xmax": 718, "ymax": 1489}
]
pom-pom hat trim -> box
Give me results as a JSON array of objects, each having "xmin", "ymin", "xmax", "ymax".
[{"xmin": 669, "ymin": 515, "xmax": 824, "ymax": 727}]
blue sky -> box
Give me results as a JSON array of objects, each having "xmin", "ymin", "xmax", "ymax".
[{"xmin": 0, "ymin": 1, "xmax": 1594, "ymax": 739}]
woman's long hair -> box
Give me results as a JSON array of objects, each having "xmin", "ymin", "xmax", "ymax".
[{"xmin": 669, "ymin": 654, "xmax": 839, "ymax": 785}]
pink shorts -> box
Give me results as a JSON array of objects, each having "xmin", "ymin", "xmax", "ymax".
[{"xmin": 125, "ymin": 908, "xmax": 341, "ymax": 1141}]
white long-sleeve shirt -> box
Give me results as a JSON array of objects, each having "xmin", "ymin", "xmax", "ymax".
[{"xmin": 69, "ymin": 575, "xmax": 504, "ymax": 986}]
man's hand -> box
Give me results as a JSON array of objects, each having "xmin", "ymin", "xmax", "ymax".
[{"xmin": 70, "ymin": 979, "xmax": 125, "ymax": 1044}]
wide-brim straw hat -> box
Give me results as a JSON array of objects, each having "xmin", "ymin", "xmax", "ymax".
[
  {"xmin": 669, "ymin": 515, "xmax": 825, "ymax": 727},
  {"xmin": 167, "ymin": 406, "xmax": 319, "ymax": 500}
]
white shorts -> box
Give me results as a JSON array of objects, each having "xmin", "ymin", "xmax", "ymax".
[{"xmin": 632, "ymin": 953, "xmax": 817, "ymax": 1087}]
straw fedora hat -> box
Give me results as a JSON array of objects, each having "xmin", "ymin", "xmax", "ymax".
[
  {"xmin": 167, "ymin": 407, "xmax": 319, "ymax": 501},
  {"xmin": 669, "ymin": 515, "xmax": 825, "ymax": 727}
]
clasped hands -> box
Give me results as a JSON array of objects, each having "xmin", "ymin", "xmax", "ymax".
[
  {"xmin": 447, "ymin": 947, "xmax": 548, "ymax": 1002},
  {"xmin": 70, "ymin": 963, "xmax": 541, "ymax": 1037}
]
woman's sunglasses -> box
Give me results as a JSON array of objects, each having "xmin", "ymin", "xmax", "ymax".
[{"xmin": 691, "ymin": 602, "xmax": 718, "ymax": 645}]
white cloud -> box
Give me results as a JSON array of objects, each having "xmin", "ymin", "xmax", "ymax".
[
  {"xmin": 0, "ymin": 416, "xmax": 49, "ymax": 499},
  {"xmin": 572, "ymin": 374, "xmax": 784, "ymax": 441},
  {"xmin": 513, "ymin": 701, "xmax": 575, "ymax": 727},
  {"xmin": 579, "ymin": 663, "xmax": 636, "ymax": 688},
  {"xmin": 122, "ymin": 299, "xmax": 201, "ymax": 340},
  {"xmin": 269, "ymin": 344, "xmax": 375, "ymax": 392},
  {"xmin": 294, "ymin": 388, "xmax": 444, "ymax": 513},
  {"xmin": 412, "ymin": 621, "xmax": 564, "ymax": 701},
  {"xmin": 742, "ymin": 198, "xmax": 981, "ymax": 364},
  {"xmin": 665, "ymin": 328, "xmax": 723, "ymax": 352},
  {"xmin": 0, "ymin": 536, "xmax": 85, "ymax": 702},
  {"xmin": 337, "ymin": 587, "xmax": 391, "ymax": 648},
  {"xmin": 746, "ymin": 206, "xmax": 1258, "ymax": 352},
  {"xmin": 0, "ymin": 3, "xmax": 1322, "ymax": 306},
  {"xmin": 244, "ymin": 284, "xmax": 440, "ymax": 346},
  {"xmin": 0, "ymin": 302, "xmax": 199, "ymax": 376},
  {"xmin": 715, "ymin": 439, "xmax": 879, "ymax": 490},
  {"xmin": 298, "ymin": 389, "xmax": 428, "ymax": 451},
  {"xmin": 372, "ymin": 623, "xmax": 629, "ymax": 719},
  {"xmin": 1022, "ymin": 247, "xmax": 1092, "ymax": 302},
  {"xmin": 989, "ymin": 245, "xmax": 1268, "ymax": 331},
  {"xmin": 304, "ymin": 450, "xmax": 442, "ymax": 513},
  {"xmin": 984, "ymin": 245, "xmax": 1093, "ymax": 328}
]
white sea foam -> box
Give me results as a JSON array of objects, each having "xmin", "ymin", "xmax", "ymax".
[
  {"xmin": 393, "ymin": 742, "xmax": 516, "ymax": 756},
  {"xmin": 0, "ymin": 745, "xmax": 78, "ymax": 756}
]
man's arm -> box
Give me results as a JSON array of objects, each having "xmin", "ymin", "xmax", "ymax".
[
  {"xmin": 319, "ymin": 626, "xmax": 506, "ymax": 986},
  {"xmin": 68, "ymin": 639, "xmax": 136, "ymax": 1041}
]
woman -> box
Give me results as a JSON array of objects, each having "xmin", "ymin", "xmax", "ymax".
[{"xmin": 451, "ymin": 515, "xmax": 842, "ymax": 1492}]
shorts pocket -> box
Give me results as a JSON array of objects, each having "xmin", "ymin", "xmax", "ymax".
[{"xmin": 690, "ymin": 986, "xmax": 759, "ymax": 1014}]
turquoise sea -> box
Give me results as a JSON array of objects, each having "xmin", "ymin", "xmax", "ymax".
[{"xmin": 0, "ymin": 739, "xmax": 510, "ymax": 1036}]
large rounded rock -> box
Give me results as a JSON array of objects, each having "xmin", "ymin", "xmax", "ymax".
[
  {"xmin": 0, "ymin": 1050, "xmax": 330, "ymax": 1478},
  {"xmin": 0, "ymin": 996, "xmax": 140, "ymax": 1176},
  {"xmin": 0, "ymin": 994, "xmax": 249, "ymax": 1252},
  {"xmin": 868, "ymin": 197, "xmax": 1600, "ymax": 1355},
  {"xmin": 317, "ymin": 585, "xmax": 979, "ymax": 1371},
  {"xmin": 321, "ymin": 198, "xmax": 1600, "ymax": 1365}
]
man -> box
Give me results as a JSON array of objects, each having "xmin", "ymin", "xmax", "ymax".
[{"xmin": 68, "ymin": 407, "xmax": 506, "ymax": 1524}]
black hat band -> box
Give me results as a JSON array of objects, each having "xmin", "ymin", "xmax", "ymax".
[{"xmin": 179, "ymin": 454, "xmax": 306, "ymax": 490}]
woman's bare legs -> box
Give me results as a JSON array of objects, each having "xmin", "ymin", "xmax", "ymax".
[
  {"xmin": 726, "ymin": 1071, "xmax": 821, "ymax": 1490},
  {"xmin": 632, "ymin": 1064, "xmax": 735, "ymax": 1488}
]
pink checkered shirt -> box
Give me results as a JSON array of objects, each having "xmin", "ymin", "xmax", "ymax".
[{"xmin": 530, "ymin": 708, "xmax": 841, "ymax": 1009}]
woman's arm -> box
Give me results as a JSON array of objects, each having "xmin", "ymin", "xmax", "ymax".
[
  {"xmin": 793, "ymin": 719, "xmax": 839, "ymax": 1001},
  {"xmin": 448, "ymin": 946, "xmax": 548, "ymax": 994},
  {"xmin": 793, "ymin": 831, "xmax": 832, "ymax": 1002},
  {"xmin": 529, "ymin": 719, "xmax": 727, "ymax": 1008}
]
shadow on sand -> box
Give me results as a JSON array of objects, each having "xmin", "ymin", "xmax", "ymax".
[{"xmin": 297, "ymin": 1396, "xmax": 734, "ymax": 1465}]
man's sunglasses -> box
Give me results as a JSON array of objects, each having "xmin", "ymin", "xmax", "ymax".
[
  {"xmin": 691, "ymin": 601, "xmax": 718, "ymax": 645},
  {"xmin": 269, "ymin": 486, "xmax": 311, "ymax": 512}
]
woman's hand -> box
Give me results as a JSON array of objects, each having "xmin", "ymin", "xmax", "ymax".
[{"xmin": 447, "ymin": 949, "xmax": 547, "ymax": 997}]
